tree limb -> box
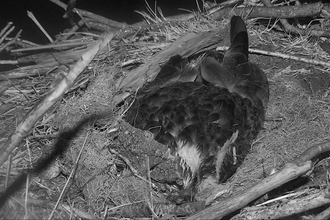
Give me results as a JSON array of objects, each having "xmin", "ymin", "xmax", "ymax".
[
  {"xmin": 186, "ymin": 161, "xmax": 312, "ymax": 220},
  {"xmin": 210, "ymin": 2, "xmax": 324, "ymax": 20}
]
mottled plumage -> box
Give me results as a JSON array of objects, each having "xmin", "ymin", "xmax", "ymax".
[{"xmin": 125, "ymin": 16, "xmax": 269, "ymax": 201}]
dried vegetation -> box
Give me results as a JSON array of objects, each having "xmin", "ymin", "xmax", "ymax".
[{"xmin": 1, "ymin": 0, "xmax": 330, "ymax": 219}]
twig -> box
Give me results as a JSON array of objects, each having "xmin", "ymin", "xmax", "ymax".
[
  {"xmin": 206, "ymin": 0, "xmax": 243, "ymax": 16},
  {"xmin": 27, "ymin": 11, "xmax": 53, "ymax": 43},
  {"xmin": 256, "ymin": 189, "xmax": 309, "ymax": 206},
  {"xmin": 0, "ymin": 84, "xmax": 9, "ymax": 95},
  {"xmin": 3, "ymin": 39, "xmax": 38, "ymax": 49},
  {"xmin": 61, "ymin": 204, "xmax": 95, "ymax": 220},
  {"xmin": 102, "ymin": 205, "xmax": 108, "ymax": 220},
  {"xmin": 0, "ymin": 30, "xmax": 22, "ymax": 54},
  {"xmin": 0, "ymin": 22, "xmax": 13, "ymax": 38},
  {"xmin": 24, "ymin": 174, "xmax": 30, "ymax": 219},
  {"xmin": 48, "ymin": 131, "xmax": 90, "ymax": 220},
  {"xmin": 0, "ymin": 63, "xmax": 65, "ymax": 81},
  {"xmin": 56, "ymin": 19, "xmax": 86, "ymax": 41},
  {"xmin": 145, "ymin": 156, "xmax": 157, "ymax": 218},
  {"xmin": 0, "ymin": 25, "xmax": 15, "ymax": 44},
  {"xmin": 0, "ymin": 22, "xmax": 14, "ymax": 42},
  {"xmin": 13, "ymin": 84, "xmax": 30, "ymax": 101},
  {"xmin": 49, "ymin": 0, "xmax": 126, "ymax": 29},
  {"xmin": 217, "ymin": 46, "xmax": 330, "ymax": 69},
  {"xmin": 236, "ymin": 189, "xmax": 330, "ymax": 219},
  {"xmin": 59, "ymin": 31, "xmax": 100, "ymax": 38},
  {"xmin": 106, "ymin": 200, "xmax": 146, "ymax": 212},
  {"xmin": 11, "ymin": 41, "xmax": 93, "ymax": 53},
  {"xmin": 0, "ymin": 60, "xmax": 18, "ymax": 65},
  {"xmin": 9, "ymin": 38, "xmax": 39, "ymax": 47},
  {"xmin": 5, "ymin": 155, "xmax": 12, "ymax": 188}
]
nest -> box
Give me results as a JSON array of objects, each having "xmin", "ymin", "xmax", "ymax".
[{"xmin": 1, "ymin": 0, "xmax": 330, "ymax": 219}]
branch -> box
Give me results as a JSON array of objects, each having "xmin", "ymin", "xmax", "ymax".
[
  {"xmin": 209, "ymin": 2, "xmax": 324, "ymax": 20},
  {"xmin": 49, "ymin": 0, "xmax": 126, "ymax": 29},
  {"xmin": 187, "ymin": 141, "xmax": 330, "ymax": 219},
  {"xmin": 0, "ymin": 33, "xmax": 113, "ymax": 168},
  {"xmin": 0, "ymin": 30, "xmax": 22, "ymax": 53},
  {"xmin": 186, "ymin": 161, "xmax": 312, "ymax": 219},
  {"xmin": 259, "ymin": 0, "xmax": 329, "ymax": 37},
  {"xmin": 0, "ymin": 22, "xmax": 14, "ymax": 43},
  {"xmin": 294, "ymin": 141, "xmax": 330, "ymax": 164},
  {"xmin": 216, "ymin": 46, "xmax": 330, "ymax": 69},
  {"xmin": 235, "ymin": 190, "xmax": 330, "ymax": 219}
]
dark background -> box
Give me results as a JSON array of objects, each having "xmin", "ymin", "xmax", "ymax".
[{"xmin": 0, "ymin": 0, "xmax": 212, "ymax": 44}]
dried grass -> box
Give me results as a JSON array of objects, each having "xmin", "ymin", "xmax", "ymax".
[{"xmin": 1, "ymin": 8, "xmax": 330, "ymax": 220}]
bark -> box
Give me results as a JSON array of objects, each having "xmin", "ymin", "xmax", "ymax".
[
  {"xmin": 186, "ymin": 162, "xmax": 312, "ymax": 220},
  {"xmin": 233, "ymin": 190, "xmax": 330, "ymax": 220}
]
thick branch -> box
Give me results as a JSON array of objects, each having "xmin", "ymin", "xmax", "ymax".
[
  {"xmin": 186, "ymin": 161, "xmax": 312, "ymax": 220},
  {"xmin": 258, "ymin": 0, "xmax": 329, "ymax": 37},
  {"xmin": 234, "ymin": 190, "xmax": 330, "ymax": 219},
  {"xmin": 210, "ymin": 2, "xmax": 323, "ymax": 20},
  {"xmin": 294, "ymin": 141, "xmax": 330, "ymax": 164}
]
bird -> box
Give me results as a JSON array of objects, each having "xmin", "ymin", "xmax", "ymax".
[{"xmin": 125, "ymin": 16, "xmax": 269, "ymax": 202}]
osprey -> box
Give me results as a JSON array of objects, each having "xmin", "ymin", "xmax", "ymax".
[{"xmin": 125, "ymin": 16, "xmax": 269, "ymax": 201}]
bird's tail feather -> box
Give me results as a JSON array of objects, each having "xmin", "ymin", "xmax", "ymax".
[{"xmin": 227, "ymin": 16, "xmax": 249, "ymax": 61}]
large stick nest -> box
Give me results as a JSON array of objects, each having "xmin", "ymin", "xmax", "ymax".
[{"xmin": 1, "ymin": 0, "xmax": 330, "ymax": 219}]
